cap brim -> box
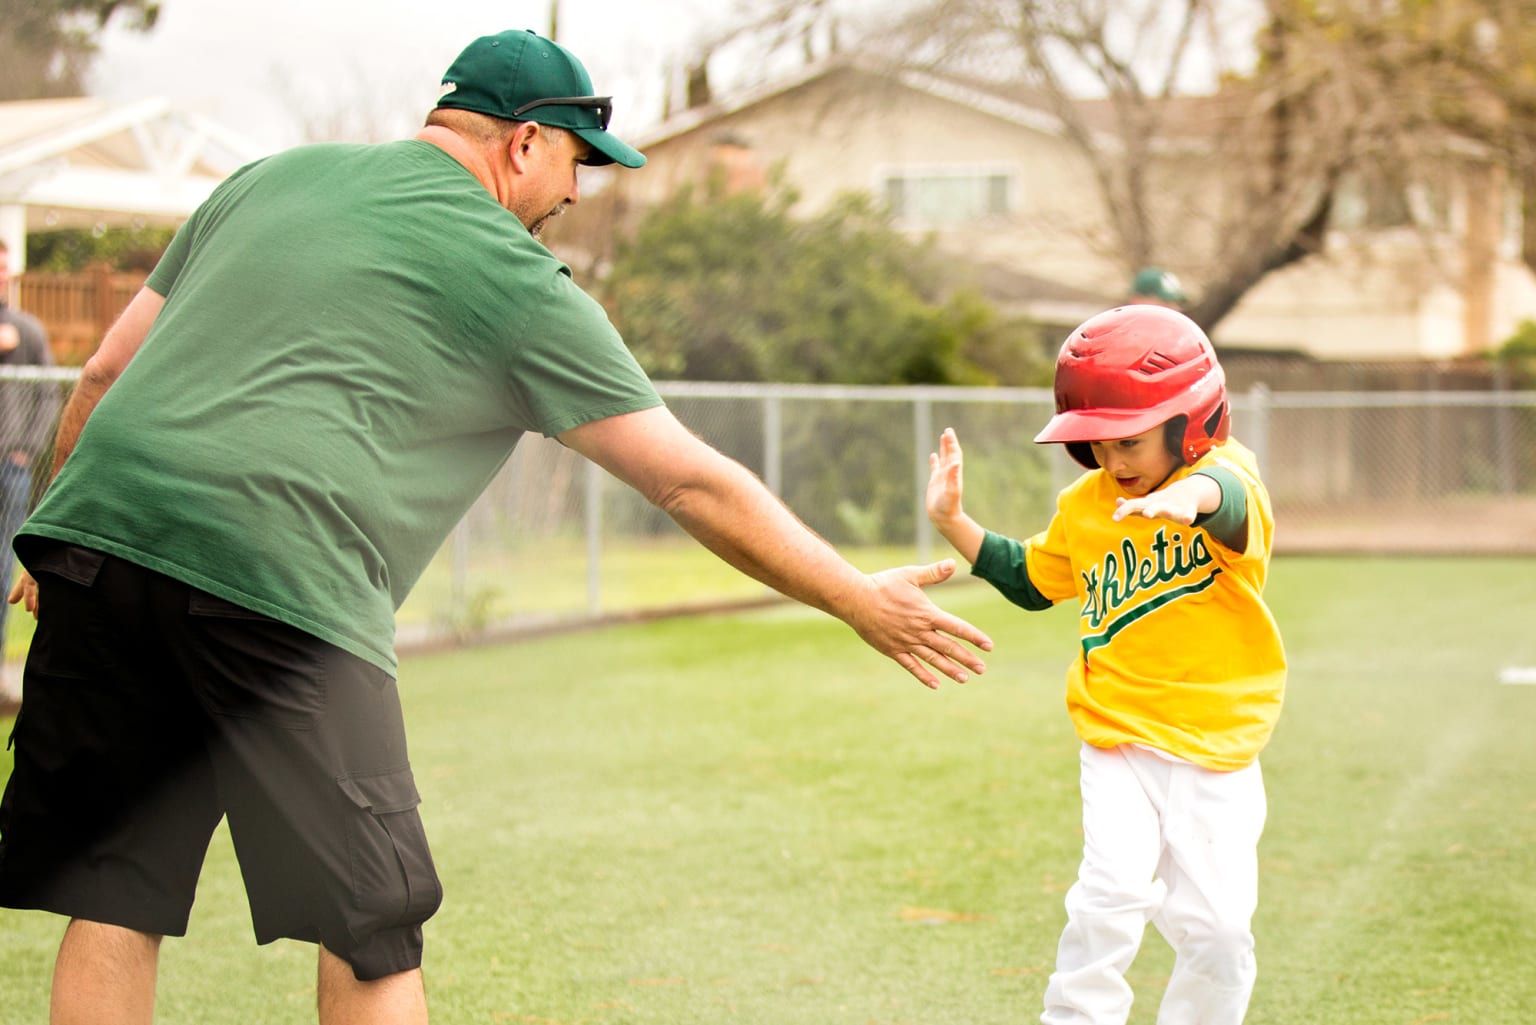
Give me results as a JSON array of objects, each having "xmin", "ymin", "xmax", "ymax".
[
  {"xmin": 1033, "ymin": 406, "xmax": 1169, "ymax": 445},
  {"xmin": 574, "ymin": 127, "xmax": 646, "ymax": 169}
]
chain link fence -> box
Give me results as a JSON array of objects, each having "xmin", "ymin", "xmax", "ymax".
[{"xmin": 2, "ymin": 369, "xmax": 1533, "ymax": 655}]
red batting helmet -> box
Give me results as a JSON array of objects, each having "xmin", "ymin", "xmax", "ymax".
[{"xmin": 1034, "ymin": 304, "xmax": 1230, "ymax": 469}]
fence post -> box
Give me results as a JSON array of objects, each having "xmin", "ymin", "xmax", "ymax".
[
  {"xmin": 914, "ymin": 393, "xmax": 932, "ymax": 562},
  {"xmin": 1247, "ymin": 383, "xmax": 1271, "ymax": 471},
  {"xmin": 450, "ymin": 518, "xmax": 469, "ymax": 635},
  {"xmin": 763, "ymin": 393, "xmax": 782, "ymax": 496},
  {"xmin": 585, "ymin": 458, "xmax": 603, "ymax": 615},
  {"xmin": 1494, "ymin": 361, "xmax": 1516, "ymax": 495}
]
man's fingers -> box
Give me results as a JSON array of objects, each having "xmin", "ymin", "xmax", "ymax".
[
  {"xmin": 895, "ymin": 652, "xmax": 941, "ymax": 690},
  {"xmin": 913, "ymin": 644, "xmax": 974, "ymax": 684},
  {"xmin": 890, "ymin": 565, "xmax": 995, "ymax": 654},
  {"xmin": 933, "ymin": 631, "xmax": 989, "ymax": 672},
  {"xmin": 933, "ymin": 613, "xmax": 993, "ymax": 654},
  {"xmin": 864, "ymin": 563, "xmax": 994, "ymax": 686},
  {"xmin": 891, "ymin": 632, "xmax": 990, "ymax": 688},
  {"xmin": 9, "ymin": 575, "xmax": 39, "ymax": 618},
  {"xmin": 905, "ymin": 559, "xmax": 957, "ymax": 588}
]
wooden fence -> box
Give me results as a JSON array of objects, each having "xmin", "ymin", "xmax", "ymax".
[{"xmin": 17, "ymin": 266, "xmax": 147, "ymax": 365}]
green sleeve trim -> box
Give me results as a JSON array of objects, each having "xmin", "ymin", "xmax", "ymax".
[
  {"xmin": 1191, "ymin": 467, "xmax": 1248, "ymax": 553},
  {"xmin": 971, "ymin": 530, "xmax": 1055, "ymax": 611}
]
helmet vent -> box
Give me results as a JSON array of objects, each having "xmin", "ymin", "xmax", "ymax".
[{"xmin": 1138, "ymin": 350, "xmax": 1181, "ymax": 374}]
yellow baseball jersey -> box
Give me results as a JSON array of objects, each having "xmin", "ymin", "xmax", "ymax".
[{"xmin": 973, "ymin": 440, "xmax": 1286, "ymax": 771}]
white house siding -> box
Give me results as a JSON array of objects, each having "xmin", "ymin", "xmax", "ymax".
[
  {"xmin": 627, "ymin": 64, "xmax": 1536, "ymax": 362},
  {"xmin": 1219, "ymin": 241, "xmax": 1536, "ymax": 359},
  {"xmin": 624, "ymin": 67, "xmax": 1126, "ymax": 301}
]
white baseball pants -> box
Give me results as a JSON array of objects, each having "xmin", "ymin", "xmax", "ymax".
[{"xmin": 1040, "ymin": 743, "xmax": 1267, "ymax": 1025}]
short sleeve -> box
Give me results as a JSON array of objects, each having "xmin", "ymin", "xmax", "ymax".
[
  {"xmin": 1022, "ymin": 510, "xmax": 1079, "ymax": 603},
  {"xmin": 503, "ymin": 269, "xmax": 662, "ymax": 437},
  {"xmin": 146, "ymin": 218, "xmax": 195, "ymax": 297}
]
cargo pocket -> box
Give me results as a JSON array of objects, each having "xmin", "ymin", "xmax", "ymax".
[
  {"xmin": 337, "ymin": 767, "xmax": 443, "ymax": 930},
  {"xmin": 22, "ymin": 544, "xmax": 108, "ymax": 681}
]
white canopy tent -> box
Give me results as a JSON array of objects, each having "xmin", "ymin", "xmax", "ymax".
[{"xmin": 0, "ymin": 96, "xmax": 269, "ymax": 281}]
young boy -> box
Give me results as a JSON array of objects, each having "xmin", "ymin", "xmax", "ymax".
[{"xmin": 926, "ymin": 304, "xmax": 1286, "ymax": 1025}]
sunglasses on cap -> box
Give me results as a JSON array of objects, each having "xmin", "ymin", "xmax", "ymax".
[{"xmin": 510, "ymin": 95, "xmax": 613, "ymax": 131}]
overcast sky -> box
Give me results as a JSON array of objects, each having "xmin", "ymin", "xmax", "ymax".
[
  {"xmin": 87, "ymin": 1, "xmax": 1254, "ymax": 159},
  {"xmin": 88, "ymin": 0, "xmax": 753, "ymax": 153}
]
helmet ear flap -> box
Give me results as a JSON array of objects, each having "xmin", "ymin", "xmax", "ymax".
[
  {"xmin": 1174, "ymin": 401, "xmax": 1230, "ymax": 463},
  {"xmin": 1164, "ymin": 417, "xmax": 1188, "ymax": 463}
]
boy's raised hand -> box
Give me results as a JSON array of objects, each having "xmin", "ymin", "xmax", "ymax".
[
  {"xmin": 926, "ymin": 427, "xmax": 966, "ymax": 523},
  {"xmin": 926, "ymin": 428, "xmax": 986, "ymax": 565}
]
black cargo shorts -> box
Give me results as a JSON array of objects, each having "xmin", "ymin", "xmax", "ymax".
[{"xmin": 0, "ymin": 543, "xmax": 442, "ymax": 980}]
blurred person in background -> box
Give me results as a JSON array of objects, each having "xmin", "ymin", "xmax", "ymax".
[
  {"xmin": 1128, "ymin": 266, "xmax": 1187, "ymax": 310},
  {"xmin": 0, "ymin": 239, "xmax": 58, "ymax": 699}
]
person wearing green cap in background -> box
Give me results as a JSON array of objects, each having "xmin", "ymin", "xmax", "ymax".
[
  {"xmin": 0, "ymin": 28, "xmax": 993, "ymax": 1025},
  {"xmin": 1129, "ymin": 267, "xmax": 1187, "ymax": 309}
]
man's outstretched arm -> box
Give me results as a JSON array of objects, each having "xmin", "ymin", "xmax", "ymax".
[{"xmin": 561, "ymin": 406, "xmax": 993, "ymax": 689}]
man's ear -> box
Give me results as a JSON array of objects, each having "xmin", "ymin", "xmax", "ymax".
[{"xmin": 506, "ymin": 121, "xmax": 542, "ymax": 174}]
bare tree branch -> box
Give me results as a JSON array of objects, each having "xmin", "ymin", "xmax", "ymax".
[{"xmin": 673, "ymin": 0, "xmax": 1536, "ymax": 333}]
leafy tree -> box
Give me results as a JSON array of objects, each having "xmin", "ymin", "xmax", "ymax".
[
  {"xmin": 595, "ymin": 172, "xmax": 1053, "ymax": 545},
  {"xmin": 698, "ymin": 1, "xmax": 1536, "ymax": 336},
  {"xmin": 1497, "ymin": 317, "xmax": 1536, "ymax": 386},
  {"xmin": 25, "ymin": 225, "xmax": 175, "ymax": 272},
  {"xmin": 599, "ymin": 174, "xmax": 1049, "ymax": 386},
  {"xmin": 852, "ymin": 0, "xmax": 1454, "ymax": 329},
  {"xmin": 0, "ymin": 0, "xmax": 160, "ymax": 100}
]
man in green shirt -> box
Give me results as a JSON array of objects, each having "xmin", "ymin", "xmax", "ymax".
[{"xmin": 0, "ymin": 30, "xmax": 992, "ymax": 1025}]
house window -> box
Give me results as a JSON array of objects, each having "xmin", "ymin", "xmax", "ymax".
[
  {"xmin": 881, "ymin": 170, "xmax": 1014, "ymax": 226},
  {"xmin": 1333, "ymin": 170, "xmax": 1451, "ymax": 233}
]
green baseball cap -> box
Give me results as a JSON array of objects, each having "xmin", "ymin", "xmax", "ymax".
[{"xmin": 435, "ymin": 30, "xmax": 646, "ymax": 169}]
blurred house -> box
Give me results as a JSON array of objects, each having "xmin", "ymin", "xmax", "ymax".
[
  {"xmin": 0, "ymin": 96, "xmax": 268, "ymax": 359},
  {"xmin": 608, "ymin": 57, "xmax": 1536, "ymax": 362},
  {"xmin": 0, "ymin": 96, "xmax": 267, "ymax": 252}
]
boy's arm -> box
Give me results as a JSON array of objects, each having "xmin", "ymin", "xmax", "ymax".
[
  {"xmin": 931, "ymin": 511, "xmax": 986, "ymax": 566},
  {"xmin": 927, "ymin": 426, "xmax": 1054, "ymax": 612},
  {"xmin": 1112, "ymin": 472, "xmax": 1221, "ymax": 526},
  {"xmin": 1113, "ymin": 468, "xmax": 1249, "ymax": 553},
  {"xmin": 1189, "ymin": 468, "xmax": 1250, "ymax": 553},
  {"xmin": 972, "ymin": 531, "xmax": 1055, "ymax": 611}
]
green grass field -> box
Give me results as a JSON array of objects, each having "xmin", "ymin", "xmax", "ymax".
[{"xmin": 2, "ymin": 556, "xmax": 1534, "ymax": 1023}]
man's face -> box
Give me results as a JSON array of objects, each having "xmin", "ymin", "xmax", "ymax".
[
  {"xmin": 513, "ymin": 127, "xmax": 592, "ymax": 241},
  {"xmin": 0, "ymin": 248, "xmax": 11, "ymax": 298},
  {"xmin": 1088, "ymin": 424, "xmax": 1183, "ymax": 497}
]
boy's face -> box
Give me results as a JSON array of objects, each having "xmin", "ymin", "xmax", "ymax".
[{"xmin": 1088, "ymin": 425, "xmax": 1183, "ymax": 497}]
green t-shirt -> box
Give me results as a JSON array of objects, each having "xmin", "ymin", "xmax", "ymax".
[{"xmin": 19, "ymin": 140, "xmax": 662, "ymax": 672}]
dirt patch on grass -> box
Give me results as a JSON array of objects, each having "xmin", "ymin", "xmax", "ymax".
[{"xmin": 1277, "ymin": 496, "xmax": 1536, "ymax": 555}]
